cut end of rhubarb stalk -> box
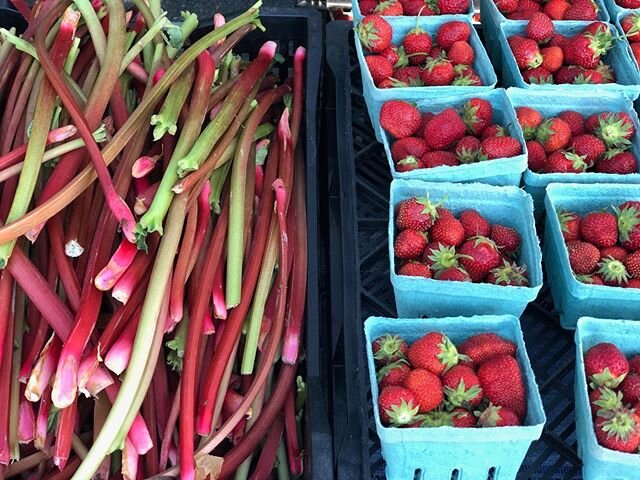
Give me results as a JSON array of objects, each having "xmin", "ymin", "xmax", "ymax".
[
  {"xmin": 52, "ymin": 356, "xmax": 79, "ymax": 408},
  {"xmin": 295, "ymin": 46, "xmax": 307, "ymax": 63},
  {"xmin": 48, "ymin": 125, "xmax": 78, "ymax": 143},
  {"xmin": 259, "ymin": 40, "xmax": 278, "ymax": 60},
  {"xmin": 64, "ymin": 239, "xmax": 84, "ymax": 258},
  {"xmin": 132, "ymin": 155, "xmax": 161, "ymax": 178},
  {"xmin": 278, "ymin": 108, "xmax": 292, "ymax": 149},
  {"xmin": 83, "ymin": 366, "xmax": 114, "ymax": 397}
]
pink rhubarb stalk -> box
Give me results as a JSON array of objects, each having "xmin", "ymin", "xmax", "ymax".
[
  {"xmin": 18, "ymin": 399, "xmax": 35, "ymax": 444},
  {"xmin": 104, "ymin": 312, "xmax": 140, "ymax": 375},
  {"xmin": 0, "ymin": 126, "xmax": 78, "ymax": 170},
  {"xmin": 25, "ymin": 336, "xmax": 62, "ymax": 402},
  {"xmin": 94, "ymin": 238, "xmax": 139, "ymax": 291},
  {"xmin": 105, "ymin": 384, "xmax": 153, "ymax": 456}
]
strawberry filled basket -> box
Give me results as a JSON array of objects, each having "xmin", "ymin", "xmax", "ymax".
[
  {"xmin": 615, "ymin": 9, "xmax": 640, "ymax": 74},
  {"xmin": 507, "ymin": 88, "xmax": 640, "ymax": 212},
  {"xmin": 364, "ymin": 315, "xmax": 546, "ymax": 480},
  {"xmin": 351, "ymin": 0, "xmax": 475, "ymax": 21},
  {"xmin": 544, "ymin": 183, "xmax": 640, "ymax": 329},
  {"xmin": 575, "ymin": 317, "xmax": 640, "ymax": 480},
  {"xmin": 377, "ymin": 89, "xmax": 529, "ymax": 185},
  {"xmin": 389, "ymin": 180, "xmax": 543, "ymax": 318},
  {"xmin": 603, "ymin": 0, "xmax": 640, "ymax": 20}
]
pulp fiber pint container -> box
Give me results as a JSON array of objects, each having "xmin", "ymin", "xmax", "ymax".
[
  {"xmin": 480, "ymin": 0, "xmax": 609, "ymax": 72},
  {"xmin": 544, "ymin": 183, "xmax": 640, "ymax": 329},
  {"xmin": 498, "ymin": 21, "xmax": 640, "ymax": 100},
  {"xmin": 615, "ymin": 9, "xmax": 640, "ymax": 75},
  {"xmin": 378, "ymin": 89, "xmax": 528, "ymax": 185},
  {"xmin": 365, "ymin": 315, "xmax": 546, "ymax": 480},
  {"xmin": 575, "ymin": 317, "xmax": 640, "ymax": 480},
  {"xmin": 351, "ymin": 0, "xmax": 474, "ymax": 21},
  {"xmin": 506, "ymin": 88, "xmax": 640, "ymax": 213},
  {"xmin": 389, "ymin": 180, "xmax": 543, "ymax": 318},
  {"xmin": 603, "ymin": 0, "xmax": 637, "ymax": 20},
  {"xmin": 354, "ymin": 15, "xmax": 497, "ymax": 141}
]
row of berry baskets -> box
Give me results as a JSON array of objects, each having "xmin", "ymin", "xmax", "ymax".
[{"xmin": 352, "ymin": 1, "xmax": 640, "ymax": 479}]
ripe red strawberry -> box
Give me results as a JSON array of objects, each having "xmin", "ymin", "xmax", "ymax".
[
  {"xmin": 377, "ymin": 360, "xmax": 411, "ymax": 389},
  {"xmin": 596, "ymin": 150, "xmax": 638, "ymax": 174},
  {"xmin": 566, "ymin": 240, "xmax": 600, "ymax": 274},
  {"xmin": 574, "ymin": 69, "xmax": 605, "ymax": 84},
  {"xmin": 380, "ymin": 101, "xmax": 422, "ymax": 139},
  {"xmin": 526, "ymin": 140, "xmax": 547, "ymax": 171},
  {"xmin": 436, "ymin": 266, "xmax": 472, "ymax": 281},
  {"xmin": 585, "ymin": 342, "xmax": 630, "ymax": 388},
  {"xmin": 571, "ymin": 134, "xmax": 605, "ymax": 167},
  {"xmin": 481, "ymin": 136, "xmax": 522, "ymax": 159},
  {"xmin": 490, "ymin": 224, "xmax": 521, "ymax": 256},
  {"xmin": 372, "ymin": 334, "xmax": 409, "ymax": 365},
  {"xmin": 422, "ymin": 151, "xmax": 460, "ymax": 168},
  {"xmin": 601, "ymin": 246, "xmax": 629, "ymax": 263},
  {"xmin": 581, "ymin": 211, "xmax": 618, "ymax": 248},
  {"xmin": 625, "ymin": 250, "xmax": 640, "ymax": 280},
  {"xmin": 358, "ymin": 0, "xmax": 378, "ymax": 14},
  {"xmin": 461, "ymin": 98, "xmax": 492, "ymax": 137},
  {"xmin": 508, "ymin": 36, "xmax": 543, "ymax": 70},
  {"xmin": 578, "ymin": 273, "xmax": 605, "ymax": 285},
  {"xmin": 516, "ymin": 107, "xmax": 543, "ymax": 140},
  {"xmin": 374, "ymin": 0, "xmax": 405, "ymax": 15},
  {"xmin": 394, "ymin": 229, "xmax": 427, "ymax": 259},
  {"xmin": 615, "ymin": 202, "xmax": 640, "ymax": 251},
  {"xmin": 393, "ymin": 65, "xmax": 423, "ymax": 85},
  {"xmin": 448, "ymin": 41, "xmax": 475, "ymax": 66},
  {"xmin": 564, "ymin": 0, "xmax": 599, "ymax": 20},
  {"xmin": 544, "ymin": 150, "xmax": 588, "ymax": 173},
  {"xmin": 442, "ymin": 364, "xmax": 483, "ymax": 407},
  {"xmin": 595, "ymin": 408, "xmax": 640, "ymax": 453},
  {"xmin": 597, "ymin": 256, "xmax": 630, "ymax": 286},
  {"xmin": 630, "ymin": 355, "xmax": 640, "ymax": 375},
  {"xmin": 400, "ymin": 0, "xmax": 436, "ymax": 14},
  {"xmin": 459, "ymin": 236, "xmax": 502, "ymax": 282},
  {"xmin": 620, "ymin": 374, "xmax": 640, "ymax": 404},
  {"xmin": 437, "ymin": 0, "xmax": 471, "ymax": 14},
  {"xmin": 543, "ymin": 0, "xmax": 571, "ymax": 19},
  {"xmin": 517, "ymin": 0, "xmax": 542, "ymax": 11},
  {"xmin": 451, "ymin": 408, "xmax": 477, "ymax": 427},
  {"xmin": 424, "ymin": 108, "xmax": 467, "ymax": 149},
  {"xmin": 564, "ymin": 31, "xmax": 613, "ymax": 69},
  {"xmin": 378, "ymin": 386, "xmax": 419, "ymax": 426},
  {"xmin": 366, "ymin": 55, "xmax": 394, "ymax": 86},
  {"xmin": 507, "ymin": 10, "xmax": 540, "ymax": 20},
  {"xmin": 595, "ymin": 61, "xmax": 616, "ymax": 83},
  {"xmin": 423, "ymin": 242, "xmax": 464, "ymax": 272},
  {"xmin": 622, "ymin": 14, "xmax": 640, "ymax": 43},
  {"xmin": 404, "ymin": 369, "xmax": 444, "ymax": 413},
  {"xmin": 495, "ymin": 0, "xmax": 519, "ymax": 14},
  {"xmin": 558, "ymin": 111, "xmax": 586, "ymax": 137},
  {"xmin": 421, "ymin": 58, "xmax": 455, "ymax": 86},
  {"xmin": 592, "ymin": 112, "xmax": 636, "ymax": 150},
  {"xmin": 429, "ymin": 45, "xmax": 446, "ymax": 60},
  {"xmin": 486, "ymin": 260, "xmax": 530, "ymax": 286},
  {"xmin": 522, "ymin": 66, "xmax": 554, "ymax": 84},
  {"xmin": 408, "ymin": 331, "xmax": 463, "ymax": 375},
  {"xmin": 619, "ymin": 0, "xmax": 640, "ymax": 8},
  {"xmin": 459, "ymin": 209, "xmax": 490, "ymax": 237},
  {"xmin": 558, "ymin": 210, "xmax": 581, "ymax": 242},
  {"xmin": 477, "ymin": 404, "xmax": 522, "ymax": 427},
  {"xmin": 403, "ymin": 26, "xmax": 433, "ymax": 65},
  {"xmin": 392, "ymin": 137, "xmax": 428, "ymax": 164},
  {"xmin": 452, "ymin": 65, "xmax": 483, "ymax": 86},
  {"xmin": 395, "ymin": 156, "xmax": 422, "ymax": 172},
  {"xmin": 396, "ymin": 195, "xmax": 442, "ymax": 231},
  {"xmin": 398, "ymin": 261, "xmax": 433, "ymax": 277},
  {"xmin": 540, "ymin": 46, "xmax": 563, "ymax": 73},
  {"xmin": 357, "ymin": 16, "xmax": 393, "ymax": 53},
  {"xmin": 431, "ymin": 215, "xmax": 466, "ymax": 247},
  {"xmin": 526, "ymin": 13, "xmax": 554, "ymax": 43},
  {"xmin": 455, "ymin": 136, "xmax": 482, "ymax": 164},
  {"xmin": 417, "ymin": 112, "xmax": 435, "ymax": 138},
  {"xmin": 549, "ymin": 32, "xmax": 569, "ymax": 48},
  {"xmin": 481, "ymin": 124, "xmax": 507, "ymax": 139},
  {"xmin": 477, "ymin": 354, "xmax": 527, "ymax": 420},
  {"xmin": 380, "ymin": 46, "xmax": 405, "ymax": 68},
  {"xmin": 437, "ymin": 21, "xmax": 471, "ymax": 50},
  {"xmin": 378, "ymin": 78, "xmax": 398, "ymax": 89},
  {"xmin": 554, "ymin": 65, "xmax": 584, "ymax": 84},
  {"xmin": 589, "ymin": 387, "xmax": 623, "ymax": 417},
  {"xmin": 458, "ymin": 333, "xmax": 517, "ymax": 366},
  {"xmin": 626, "ymin": 278, "xmax": 640, "ymax": 288},
  {"xmin": 536, "ymin": 118, "xmax": 571, "ymax": 153}
]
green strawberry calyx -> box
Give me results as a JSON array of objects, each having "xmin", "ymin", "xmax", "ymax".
[
  {"xmin": 415, "ymin": 193, "xmax": 446, "ymax": 221},
  {"xmin": 535, "ymin": 118, "xmax": 557, "ymax": 146},
  {"xmin": 461, "ymin": 101, "xmax": 483, "ymax": 134},
  {"xmin": 576, "ymin": 274, "xmax": 601, "ymax": 284},
  {"xmin": 356, "ymin": 20, "xmax": 383, "ymax": 51},
  {"xmin": 598, "ymin": 408, "xmax": 639, "ymax": 443},
  {"xmin": 443, "ymin": 378, "xmax": 483, "ymax": 407},
  {"xmin": 376, "ymin": 358, "xmax": 408, "ymax": 383},
  {"xmin": 374, "ymin": 0, "xmax": 399, "ymax": 14},
  {"xmin": 394, "ymin": 46, "xmax": 409, "ymax": 69},
  {"xmin": 595, "ymin": 114, "xmax": 633, "ymax": 149},
  {"xmin": 585, "ymin": 30, "xmax": 613, "ymax": 57},
  {"xmin": 416, "ymin": 410, "xmax": 454, "ymax": 427},
  {"xmin": 373, "ymin": 334, "xmax": 407, "ymax": 362},
  {"xmin": 489, "ymin": 260, "xmax": 529, "ymax": 286},
  {"xmin": 425, "ymin": 57, "xmax": 450, "ymax": 72},
  {"xmin": 437, "ymin": 335, "xmax": 469, "ymax": 373},
  {"xmin": 528, "ymin": 72, "xmax": 554, "ymax": 85},
  {"xmin": 396, "ymin": 155, "xmax": 420, "ymax": 169},
  {"xmin": 475, "ymin": 403, "xmax": 504, "ymax": 427},
  {"xmin": 624, "ymin": 14, "xmax": 640, "ymax": 39},
  {"xmin": 452, "ymin": 73, "xmax": 479, "ymax": 86},
  {"xmin": 573, "ymin": 72, "xmax": 600, "ymax": 84},
  {"xmin": 592, "ymin": 387, "xmax": 623, "ymax": 416},
  {"xmin": 597, "ymin": 256, "xmax": 630, "ymax": 285},
  {"xmin": 456, "ymin": 146, "xmax": 480, "ymax": 164},
  {"xmin": 385, "ymin": 399, "xmax": 420, "ymax": 427},
  {"xmin": 595, "ymin": 61, "xmax": 615, "ymax": 83},
  {"xmin": 427, "ymin": 243, "xmax": 467, "ymax": 272},
  {"xmin": 564, "ymin": 151, "xmax": 588, "ymax": 172},
  {"xmin": 614, "ymin": 205, "xmax": 640, "ymax": 243},
  {"xmin": 590, "ymin": 366, "xmax": 628, "ymax": 389}
]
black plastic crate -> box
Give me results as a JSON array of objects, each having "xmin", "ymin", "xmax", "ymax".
[{"xmin": 326, "ymin": 20, "xmax": 583, "ymax": 480}]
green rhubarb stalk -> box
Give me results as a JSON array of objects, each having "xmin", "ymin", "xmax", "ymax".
[
  {"xmin": 72, "ymin": 0, "xmax": 106, "ymax": 62},
  {"xmin": 0, "ymin": 28, "xmax": 16, "ymax": 68},
  {"xmin": 63, "ymin": 38, "xmax": 81, "ymax": 75},
  {"xmin": 149, "ymin": 66, "xmax": 194, "ymax": 141},
  {"xmin": 166, "ymin": 11, "xmax": 199, "ymax": 59},
  {"xmin": 276, "ymin": 439, "xmax": 291, "ymax": 480},
  {"xmin": 120, "ymin": 14, "xmax": 169, "ymax": 74},
  {"xmin": 208, "ymin": 161, "xmax": 232, "ymax": 214}
]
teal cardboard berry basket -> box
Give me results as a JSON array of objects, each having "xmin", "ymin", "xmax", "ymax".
[
  {"xmin": 575, "ymin": 317, "xmax": 640, "ymax": 480},
  {"xmin": 614, "ymin": 9, "xmax": 640, "ymax": 76},
  {"xmin": 364, "ymin": 315, "xmax": 546, "ymax": 480},
  {"xmin": 544, "ymin": 183, "xmax": 640, "ymax": 329},
  {"xmin": 603, "ymin": 0, "xmax": 638, "ymax": 21},
  {"xmin": 506, "ymin": 88, "xmax": 640, "ymax": 213},
  {"xmin": 377, "ymin": 89, "xmax": 528, "ymax": 186},
  {"xmin": 389, "ymin": 180, "xmax": 543, "ymax": 318}
]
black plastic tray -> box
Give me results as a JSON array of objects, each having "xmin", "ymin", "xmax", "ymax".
[{"xmin": 326, "ymin": 20, "xmax": 583, "ymax": 480}]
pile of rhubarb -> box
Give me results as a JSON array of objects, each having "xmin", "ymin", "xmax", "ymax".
[{"xmin": 0, "ymin": 1, "xmax": 308, "ymax": 479}]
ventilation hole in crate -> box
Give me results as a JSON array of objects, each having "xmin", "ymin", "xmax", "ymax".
[
  {"xmin": 487, "ymin": 467, "xmax": 497, "ymax": 480},
  {"xmin": 413, "ymin": 469, "xmax": 422, "ymax": 480},
  {"xmin": 451, "ymin": 469, "xmax": 460, "ymax": 480}
]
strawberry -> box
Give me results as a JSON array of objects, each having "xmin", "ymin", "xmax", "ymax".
[
  {"xmin": 507, "ymin": 10, "xmax": 540, "ymax": 20},
  {"xmin": 437, "ymin": 21, "xmax": 472, "ymax": 50},
  {"xmin": 442, "ymin": 364, "xmax": 483, "ymax": 407},
  {"xmin": 495, "ymin": 0, "xmax": 519, "ymax": 14},
  {"xmin": 600, "ymin": 246, "xmax": 629, "ymax": 263},
  {"xmin": 516, "ymin": 107, "xmax": 543, "ymax": 140},
  {"xmin": 436, "ymin": 266, "xmax": 472, "ymax": 281},
  {"xmin": 595, "ymin": 61, "xmax": 616, "ymax": 83},
  {"xmin": 544, "ymin": 150, "xmax": 588, "ymax": 173},
  {"xmin": 574, "ymin": 69, "xmax": 605, "ymax": 84},
  {"xmin": 396, "ymin": 195, "xmax": 442, "ymax": 231},
  {"xmin": 392, "ymin": 137, "xmax": 428, "ymax": 164},
  {"xmin": 403, "ymin": 24, "xmax": 433, "ymax": 66},
  {"xmin": 452, "ymin": 67, "xmax": 483, "ymax": 86},
  {"xmin": 380, "ymin": 46, "xmax": 405, "ymax": 68},
  {"xmin": 522, "ymin": 66, "xmax": 554, "ymax": 84},
  {"xmin": 423, "ymin": 242, "xmax": 464, "ymax": 272},
  {"xmin": 541, "ymin": 46, "xmax": 563, "ymax": 73},
  {"xmin": 401, "ymin": 0, "xmax": 438, "ymax": 15},
  {"xmin": 543, "ymin": 0, "xmax": 571, "ymax": 19},
  {"xmin": 393, "ymin": 65, "xmax": 424, "ymax": 85},
  {"xmin": 566, "ymin": 240, "xmax": 600, "ymax": 274},
  {"xmin": 591, "ymin": 112, "xmax": 635, "ymax": 149},
  {"xmin": 366, "ymin": 55, "xmax": 394, "ymax": 86},
  {"xmin": 422, "ymin": 151, "xmax": 460, "ymax": 168},
  {"xmin": 596, "ymin": 150, "xmax": 637, "ymax": 174},
  {"xmin": 578, "ymin": 273, "xmax": 605, "ymax": 285},
  {"xmin": 526, "ymin": 13, "xmax": 554, "ymax": 43},
  {"xmin": 564, "ymin": 31, "xmax": 613, "ymax": 69},
  {"xmin": 526, "ymin": 140, "xmax": 547, "ymax": 171},
  {"xmin": 508, "ymin": 36, "xmax": 543, "ymax": 70},
  {"xmin": 459, "ymin": 236, "xmax": 502, "ymax": 282},
  {"xmin": 398, "ymin": 261, "xmax": 433, "ymax": 277},
  {"xmin": 477, "ymin": 354, "xmax": 527, "ymax": 419},
  {"xmin": 480, "ymin": 124, "xmax": 507, "ymax": 139},
  {"xmin": 589, "ymin": 387, "xmax": 623, "ymax": 417},
  {"xmin": 357, "ymin": 16, "xmax": 393, "ymax": 53},
  {"xmin": 559, "ymin": 110, "xmax": 586, "ymax": 136},
  {"xmin": 619, "ymin": 0, "xmax": 640, "ymax": 8},
  {"xmin": 595, "ymin": 408, "xmax": 640, "ymax": 453},
  {"xmin": 417, "ymin": 112, "xmax": 435, "ymax": 138},
  {"xmin": 477, "ymin": 404, "xmax": 522, "ymax": 427},
  {"xmin": 424, "ymin": 108, "xmax": 467, "ymax": 149},
  {"xmin": 448, "ymin": 41, "xmax": 475, "ymax": 66},
  {"xmin": 558, "ymin": 210, "xmax": 581, "ymax": 242},
  {"xmin": 372, "ymin": 334, "xmax": 409, "ymax": 365},
  {"xmin": 615, "ymin": 202, "xmax": 640, "ymax": 251},
  {"xmin": 408, "ymin": 331, "xmax": 463, "ymax": 375},
  {"xmin": 458, "ymin": 333, "xmax": 517, "ymax": 366},
  {"xmin": 358, "ymin": 0, "xmax": 378, "ymax": 14},
  {"xmin": 394, "ymin": 229, "xmax": 427, "ymax": 259},
  {"xmin": 380, "ymin": 101, "xmax": 422, "ymax": 139},
  {"xmin": 626, "ymin": 278, "xmax": 640, "ymax": 288},
  {"xmin": 585, "ymin": 342, "xmax": 630, "ymax": 388},
  {"xmin": 581, "ymin": 211, "xmax": 618, "ymax": 248},
  {"xmin": 582, "ymin": 21, "xmax": 612, "ymax": 37},
  {"xmin": 395, "ymin": 156, "xmax": 422, "ymax": 172},
  {"xmin": 481, "ymin": 136, "xmax": 522, "ymax": 159},
  {"xmin": 549, "ymin": 33, "xmax": 570, "ymax": 48},
  {"xmin": 378, "ymin": 386, "xmax": 419, "ymax": 426},
  {"xmin": 622, "ymin": 14, "xmax": 640, "ymax": 43},
  {"xmin": 451, "ymin": 408, "xmax": 477, "ymax": 427},
  {"xmin": 437, "ymin": 0, "xmax": 471, "ymax": 14},
  {"xmin": 377, "ymin": 360, "xmax": 411, "ymax": 389},
  {"xmin": 461, "ymin": 99, "xmax": 493, "ymax": 136},
  {"xmin": 404, "ymin": 369, "xmax": 444, "ymax": 413},
  {"xmin": 630, "ymin": 355, "xmax": 640, "ymax": 375},
  {"xmin": 455, "ymin": 136, "xmax": 482, "ymax": 163},
  {"xmin": 626, "ymin": 251, "xmax": 640, "ymax": 279},
  {"xmin": 431, "ymin": 215, "xmax": 466, "ymax": 247},
  {"xmin": 490, "ymin": 224, "xmax": 521, "ymax": 256},
  {"xmin": 378, "ymin": 79, "xmax": 396, "ymax": 89},
  {"xmin": 571, "ymin": 134, "xmax": 605, "ymax": 167},
  {"xmin": 564, "ymin": 0, "xmax": 599, "ymax": 20},
  {"xmin": 486, "ymin": 260, "xmax": 530, "ymax": 286},
  {"xmin": 421, "ymin": 58, "xmax": 455, "ymax": 86},
  {"xmin": 459, "ymin": 209, "xmax": 491, "ymax": 237},
  {"xmin": 517, "ymin": 0, "xmax": 543, "ymax": 11},
  {"xmin": 536, "ymin": 118, "xmax": 572, "ymax": 153},
  {"xmin": 597, "ymin": 256, "xmax": 631, "ymax": 286},
  {"xmin": 374, "ymin": 0, "xmax": 405, "ymax": 15},
  {"xmin": 554, "ymin": 65, "xmax": 584, "ymax": 84},
  {"xmin": 620, "ymin": 374, "xmax": 640, "ymax": 404},
  {"xmin": 428, "ymin": 45, "xmax": 446, "ymax": 60}
]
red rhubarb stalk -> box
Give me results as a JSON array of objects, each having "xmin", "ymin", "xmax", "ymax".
[
  {"xmin": 104, "ymin": 384, "xmax": 152, "ymax": 456},
  {"xmin": 0, "ymin": 126, "xmax": 77, "ymax": 170},
  {"xmin": 212, "ymin": 259, "xmax": 227, "ymax": 320},
  {"xmin": 94, "ymin": 239, "xmax": 138, "ymax": 291},
  {"xmin": 103, "ymin": 311, "xmax": 140, "ymax": 375},
  {"xmin": 53, "ymin": 399, "xmax": 77, "ymax": 470},
  {"xmin": 18, "ymin": 399, "xmax": 35, "ymax": 444},
  {"xmin": 284, "ymin": 386, "xmax": 303, "ymax": 475},
  {"xmin": 0, "ymin": 273, "xmax": 14, "ymax": 465},
  {"xmin": 111, "ymin": 249, "xmax": 154, "ymax": 304},
  {"xmin": 35, "ymin": 387, "xmax": 51, "ymax": 451},
  {"xmin": 25, "ymin": 336, "xmax": 62, "ymax": 402},
  {"xmin": 248, "ymin": 415, "xmax": 284, "ymax": 480}
]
